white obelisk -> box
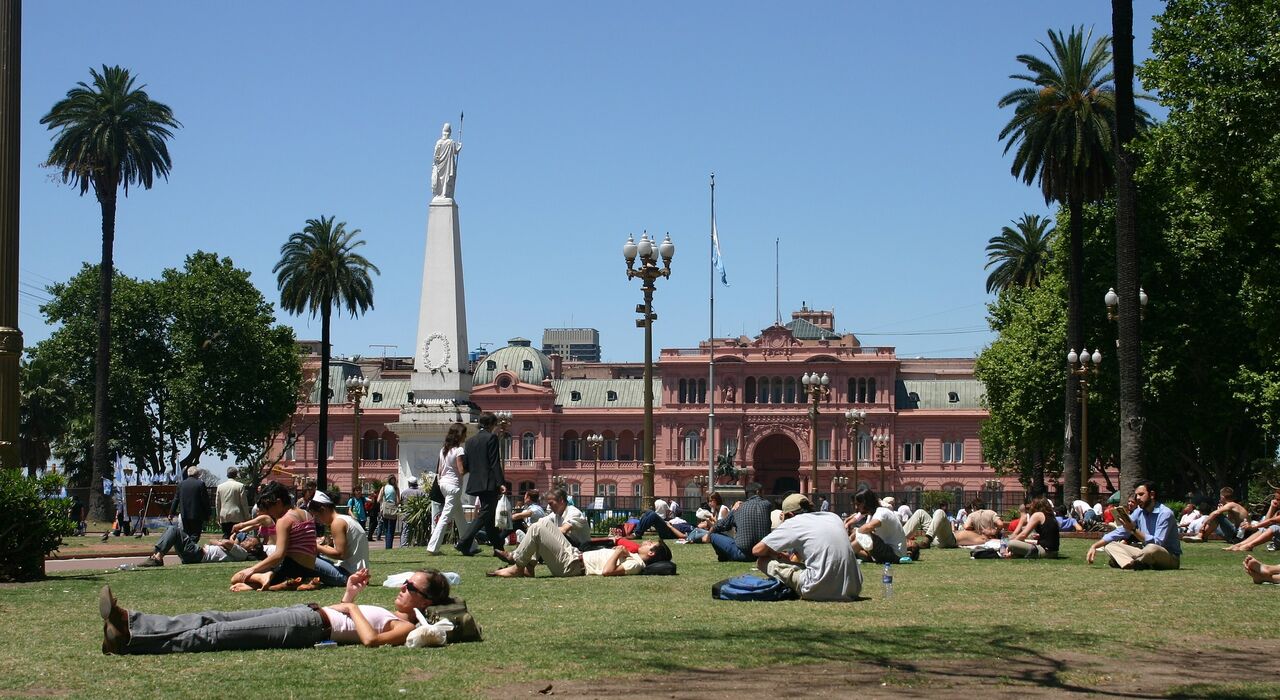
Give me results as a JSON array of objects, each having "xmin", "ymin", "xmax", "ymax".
[{"xmin": 389, "ymin": 122, "xmax": 475, "ymax": 486}]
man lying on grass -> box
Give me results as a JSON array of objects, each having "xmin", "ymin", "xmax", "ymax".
[
  {"xmin": 487, "ymin": 516, "xmax": 672, "ymax": 577},
  {"xmin": 137, "ymin": 525, "xmax": 264, "ymax": 567},
  {"xmin": 99, "ymin": 568, "xmax": 452, "ymax": 654}
]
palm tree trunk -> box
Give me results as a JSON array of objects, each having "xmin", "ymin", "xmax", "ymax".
[
  {"xmin": 90, "ymin": 186, "xmax": 117, "ymax": 522},
  {"xmin": 1113, "ymin": 0, "xmax": 1145, "ymax": 497},
  {"xmin": 1061, "ymin": 195, "xmax": 1085, "ymax": 502},
  {"xmin": 317, "ymin": 304, "xmax": 331, "ymax": 492}
]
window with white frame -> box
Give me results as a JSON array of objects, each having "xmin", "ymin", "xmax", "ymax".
[
  {"xmin": 857, "ymin": 434, "xmax": 870, "ymax": 461},
  {"xmin": 603, "ymin": 437, "xmax": 617, "ymax": 460},
  {"xmin": 521, "ymin": 432, "xmax": 536, "ymax": 460},
  {"xmin": 501, "ymin": 434, "xmax": 512, "ymax": 461},
  {"xmin": 683, "ymin": 429, "xmax": 701, "ymax": 461},
  {"xmin": 913, "ymin": 441, "xmax": 924, "ymax": 462},
  {"xmin": 568, "ymin": 481, "xmax": 580, "ymax": 499},
  {"xmin": 326, "ymin": 440, "xmax": 335, "ymax": 458},
  {"xmin": 633, "ymin": 482, "xmax": 642, "ymax": 497},
  {"xmin": 817, "ymin": 438, "xmax": 831, "ymax": 462},
  {"xmin": 597, "ymin": 481, "xmax": 617, "ymax": 497},
  {"xmin": 902, "ymin": 442, "xmax": 912, "ymax": 463},
  {"xmin": 943, "ymin": 439, "xmax": 964, "ymax": 463}
]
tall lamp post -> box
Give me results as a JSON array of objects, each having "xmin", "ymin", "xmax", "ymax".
[
  {"xmin": 873, "ymin": 433, "xmax": 890, "ymax": 493},
  {"xmin": 843, "ymin": 408, "xmax": 867, "ymax": 494},
  {"xmin": 586, "ymin": 432, "xmax": 603, "ymax": 500},
  {"xmin": 800, "ymin": 372, "xmax": 831, "ymax": 500},
  {"xmin": 623, "ymin": 231, "xmax": 675, "ymax": 506},
  {"xmin": 1068, "ymin": 347, "xmax": 1102, "ymax": 502},
  {"xmin": 345, "ymin": 376, "xmax": 370, "ymax": 490}
]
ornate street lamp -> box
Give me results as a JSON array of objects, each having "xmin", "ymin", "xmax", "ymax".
[
  {"xmin": 586, "ymin": 432, "xmax": 604, "ymax": 498},
  {"xmin": 873, "ymin": 433, "xmax": 890, "ymax": 493},
  {"xmin": 801, "ymin": 372, "xmax": 831, "ymax": 500},
  {"xmin": 345, "ymin": 376, "xmax": 370, "ymax": 490},
  {"xmin": 1104, "ymin": 287, "xmax": 1148, "ymax": 322},
  {"xmin": 844, "ymin": 408, "xmax": 867, "ymax": 496},
  {"xmin": 623, "ymin": 231, "xmax": 674, "ymax": 506},
  {"xmin": 1068, "ymin": 347, "xmax": 1102, "ymax": 501}
]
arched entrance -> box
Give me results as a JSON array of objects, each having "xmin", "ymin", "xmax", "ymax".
[{"xmin": 752, "ymin": 433, "xmax": 801, "ymax": 495}]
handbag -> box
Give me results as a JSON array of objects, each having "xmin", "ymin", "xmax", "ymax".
[
  {"xmin": 428, "ymin": 478, "xmax": 444, "ymax": 504},
  {"xmin": 422, "ymin": 598, "xmax": 483, "ymax": 643},
  {"xmin": 379, "ymin": 487, "xmax": 399, "ymax": 518}
]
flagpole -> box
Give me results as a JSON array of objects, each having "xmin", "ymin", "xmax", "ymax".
[{"xmin": 708, "ymin": 173, "xmax": 716, "ymax": 489}]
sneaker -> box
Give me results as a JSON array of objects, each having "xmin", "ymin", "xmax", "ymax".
[
  {"xmin": 137, "ymin": 557, "xmax": 163, "ymax": 567},
  {"xmin": 1267, "ymin": 542, "xmax": 1277, "ymax": 552}
]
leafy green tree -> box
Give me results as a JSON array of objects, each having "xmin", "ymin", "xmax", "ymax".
[
  {"xmin": 998, "ymin": 27, "xmax": 1125, "ymax": 499},
  {"xmin": 984, "ymin": 213, "xmax": 1056, "ymax": 293},
  {"xmin": 273, "ymin": 216, "xmax": 379, "ymax": 491},
  {"xmin": 17, "ymin": 356, "xmax": 72, "ymax": 478},
  {"xmin": 39, "ymin": 65, "xmax": 180, "ymax": 520}
]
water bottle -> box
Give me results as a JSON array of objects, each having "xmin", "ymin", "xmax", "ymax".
[
  {"xmin": 444, "ymin": 571, "xmax": 461, "ymax": 586},
  {"xmin": 881, "ymin": 562, "xmax": 893, "ymax": 599},
  {"xmin": 117, "ymin": 563, "xmax": 133, "ymax": 571},
  {"xmin": 999, "ymin": 535, "xmax": 1010, "ymax": 558}
]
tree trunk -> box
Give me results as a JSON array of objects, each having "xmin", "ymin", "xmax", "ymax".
[
  {"xmin": 1061, "ymin": 196, "xmax": 1085, "ymax": 501},
  {"xmin": 89, "ymin": 184, "xmax": 118, "ymax": 522},
  {"xmin": 317, "ymin": 304, "xmax": 331, "ymax": 491},
  {"xmin": 1113, "ymin": 0, "xmax": 1145, "ymax": 498}
]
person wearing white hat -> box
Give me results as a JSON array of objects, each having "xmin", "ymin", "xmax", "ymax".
[{"xmin": 309, "ymin": 491, "xmax": 369, "ymax": 586}]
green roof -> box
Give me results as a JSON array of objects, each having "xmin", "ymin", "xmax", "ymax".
[
  {"xmin": 895, "ymin": 379, "xmax": 985, "ymax": 409},
  {"xmin": 551, "ymin": 379, "xmax": 662, "ymax": 408},
  {"xmin": 474, "ymin": 343, "xmax": 553, "ymax": 385},
  {"xmin": 785, "ymin": 317, "xmax": 841, "ymax": 340}
]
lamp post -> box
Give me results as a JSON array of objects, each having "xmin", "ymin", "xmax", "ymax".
[
  {"xmin": 693, "ymin": 473, "xmax": 709, "ymax": 495},
  {"xmin": 494, "ymin": 410, "xmax": 512, "ymax": 434},
  {"xmin": 345, "ymin": 376, "xmax": 370, "ymax": 490},
  {"xmin": 1068, "ymin": 347, "xmax": 1102, "ymax": 502},
  {"xmin": 873, "ymin": 433, "xmax": 890, "ymax": 493},
  {"xmin": 801, "ymin": 372, "xmax": 830, "ymax": 500},
  {"xmin": 623, "ymin": 231, "xmax": 675, "ymax": 507},
  {"xmin": 1104, "ymin": 287, "xmax": 1148, "ymax": 323},
  {"xmin": 586, "ymin": 432, "xmax": 603, "ymax": 498},
  {"xmin": 843, "ymin": 408, "xmax": 867, "ymax": 495}
]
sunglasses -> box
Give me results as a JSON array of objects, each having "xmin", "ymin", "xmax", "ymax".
[{"xmin": 401, "ymin": 579, "xmax": 427, "ymax": 598}]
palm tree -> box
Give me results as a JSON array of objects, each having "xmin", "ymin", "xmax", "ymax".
[
  {"xmin": 999, "ymin": 27, "xmax": 1118, "ymax": 500},
  {"xmin": 984, "ymin": 214, "xmax": 1056, "ymax": 293},
  {"xmin": 40, "ymin": 65, "xmax": 180, "ymax": 520},
  {"xmin": 274, "ymin": 216, "xmax": 379, "ymax": 491}
]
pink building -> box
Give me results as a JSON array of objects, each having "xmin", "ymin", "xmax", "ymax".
[{"xmin": 273, "ymin": 307, "xmax": 1039, "ymax": 507}]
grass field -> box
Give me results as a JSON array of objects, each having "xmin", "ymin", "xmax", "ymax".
[{"xmin": 2, "ymin": 539, "xmax": 1279, "ymax": 698}]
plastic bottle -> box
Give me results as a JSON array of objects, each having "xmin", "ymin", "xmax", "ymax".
[
  {"xmin": 999, "ymin": 535, "xmax": 1010, "ymax": 558},
  {"xmin": 117, "ymin": 563, "xmax": 133, "ymax": 571},
  {"xmin": 444, "ymin": 571, "xmax": 461, "ymax": 586},
  {"xmin": 881, "ymin": 562, "xmax": 893, "ymax": 599}
]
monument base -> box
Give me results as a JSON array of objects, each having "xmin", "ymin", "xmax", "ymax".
[{"xmin": 387, "ymin": 400, "xmax": 476, "ymax": 487}]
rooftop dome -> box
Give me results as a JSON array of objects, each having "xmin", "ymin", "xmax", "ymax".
[{"xmin": 473, "ymin": 340, "xmax": 553, "ymax": 385}]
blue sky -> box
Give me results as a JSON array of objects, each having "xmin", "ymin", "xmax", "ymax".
[{"xmin": 19, "ymin": 1, "xmax": 1165, "ymax": 364}]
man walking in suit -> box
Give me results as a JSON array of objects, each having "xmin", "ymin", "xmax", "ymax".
[
  {"xmin": 455, "ymin": 412, "xmax": 505, "ymax": 556},
  {"xmin": 170, "ymin": 466, "xmax": 212, "ymax": 540}
]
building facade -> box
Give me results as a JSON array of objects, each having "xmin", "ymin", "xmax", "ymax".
[{"xmin": 271, "ymin": 307, "xmax": 1048, "ymax": 506}]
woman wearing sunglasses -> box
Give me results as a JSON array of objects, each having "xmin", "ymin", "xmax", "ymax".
[{"xmin": 99, "ymin": 568, "xmax": 452, "ymax": 654}]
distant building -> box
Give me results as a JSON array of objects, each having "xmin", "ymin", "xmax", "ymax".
[{"xmin": 542, "ymin": 328, "xmax": 601, "ymax": 362}]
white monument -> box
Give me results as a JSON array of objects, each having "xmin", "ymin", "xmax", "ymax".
[{"xmin": 388, "ymin": 121, "xmax": 474, "ymax": 486}]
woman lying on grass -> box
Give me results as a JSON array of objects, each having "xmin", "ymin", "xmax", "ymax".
[
  {"xmin": 229, "ymin": 481, "xmax": 321, "ymax": 591},
  {"xmin": 99, "ymin": 568, "xmax": 452, "ymax": 654}
]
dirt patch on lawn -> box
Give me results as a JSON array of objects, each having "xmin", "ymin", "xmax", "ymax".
[{"xmin": 489, "ymin": 641, "xmax": 1280, "ymax": 698}]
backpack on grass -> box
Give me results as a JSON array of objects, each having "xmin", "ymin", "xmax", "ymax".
[
  {"xmin": 712, "ymin": 573, "xmax": 798, "ymax": 601},
  {"xmin": 423, "ymin": 598, "xmax": 482, "ymax": 643}
]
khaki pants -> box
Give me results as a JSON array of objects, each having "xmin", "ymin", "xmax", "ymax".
[
  {"xmin": 511, "ymin": 517, "xmax": 585, "ymax": 577},
  {"xmin": 902, "ymin": 509, "xmax": 957, "ymax": 548},
  {"xmin": 766, "ymin": 560, "xmax": 805, "ymax": 595},
  {"xmin": 1104, "ymin": 541, "xmax": 1180, "ymax": 570},
  {"xmin": 1006, "ymin": 539, "xmax": 1058, "ymax": 559}
]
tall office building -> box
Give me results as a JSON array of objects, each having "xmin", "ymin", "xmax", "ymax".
[{"xmin": 542, "ymin": 328, "xmax": 601, "ymax": 362}]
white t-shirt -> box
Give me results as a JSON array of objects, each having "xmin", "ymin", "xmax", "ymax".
[
  {"xmin": 871, "ymin": 506, "xmax": 908, "ymax": 558},
  {"xmin": 759, "ymin": 511, "xmax": 861, "ymax": 601},
  {"xmin": 437, "ymin": 446, "xmax": 465, "ymax": 490},
  {"xmin": 581, "ymin": 547, "xmax": 645, "ymax": 576},
  {"xmin": 202, "ymin": 543, "xmax": 249, "ymax": 563},
  {"xmin": 334, "ymin": 513, "xmax": 369, "ymax": 572},
  {"xmin": 323, "ymin": 605, "xmax": 401, "ymax": 644},
  {"xmin": 552, "ymin": 505, "xmax": 590, "ymax": 546}
]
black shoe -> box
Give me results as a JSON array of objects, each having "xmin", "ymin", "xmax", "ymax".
[
  {"xmin": 137, "ymin": 557, "xmax": 163, "ymax": 568},
  {"xmin": 454, "ymin": 544, "xmax": 476, "ymax": 557},
  {"xmin": 493, "ymin": 549, "xmax": 516, "ymax": 564}
]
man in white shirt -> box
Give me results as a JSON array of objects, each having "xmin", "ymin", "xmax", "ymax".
[
  {"xmin": 487, "ymin": 516, "xmax": 671, "ymax": 578},
  {"xmin": 753, "ymin": 494, "xmax": 861, "ymax": 602},
  {"xmin": 544, "ymin": 487, "xmax": 590, "ymax": 548},
  {"xmin": 848, "ymin": 489, "xmax": 909, "ymax": 563},
  {"xmin": 215, "ymin": 468, "xmax": 251, "ymax": 538}
]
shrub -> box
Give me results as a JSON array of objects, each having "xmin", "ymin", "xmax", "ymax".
[
  {"xmin": 593, "ymin": 514, "xmax": 629, "ymax": 536},
  {"xmin": 920, "ymin": 490, "xmax": 953, "ymax": 513},
  {"xmin": 0, "ymin": 469, "xmax": 77, "ymax": 581},
  {"xmin": 399, "ymin": 494, "xmax": 434, "ymax": 546}
]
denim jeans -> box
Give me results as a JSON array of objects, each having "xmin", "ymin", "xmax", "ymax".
[
  {"xmin": 708, "ymin": 532, "xmax": 753, "ymax": 562},
  {"xmin": 313, "ymin": 557, "xmax": 351, "ymax": 587},
  {"xmin": 124, "ymin": 605, "xmax": 326, "ymax": 654},
  {"xmin": 155, "ymin": 525, "xmax": 204, "ymax": 564},
  {"xmin": 633, "ymin": 510, "xmax": 680, "ymax": 540},
  {"xmin": 381, "ymin": 518, "xmax": 397, "ymax": 549}
]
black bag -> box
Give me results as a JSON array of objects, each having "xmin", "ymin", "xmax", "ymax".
[
  {"xmin": 428, "ymin": 477, "xmax": 444, "ymax": 504},
  {"xmin": 640, "ymin": 560, "xmax": 678, "ymax": 576},
  {"xmin": 423, "ymin": 598, "xmax": 482, "ymax": 643},
  {"xmin": 970, "ymin": 547, "xmax": 1000, "ymax": 559}
]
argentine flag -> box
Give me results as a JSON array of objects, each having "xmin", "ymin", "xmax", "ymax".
[{"xmin": 712, "ymin": 214, "xmax": 729, "ymax": 286}]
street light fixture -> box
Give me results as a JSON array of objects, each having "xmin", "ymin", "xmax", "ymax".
[
  {"xmin": 345, "ymin": 376, "xmax": 370, "ymax": 490},
  {"xmin": 873, "ymin": 433, "xmax": 890, "ymax": 493},
  {"xmin": 1067, "ymin": 347, "xmax": 1102, "ymax": 502},
  {"xmin": 801, "ymin": 372, "xmax": 831, "ymax": 501},
  {"xmin": 586, "ymin": 433, "xmax": 604, "ymax": 498},
  {"xmin": 843, "ymin": 408, "xmax": 867, "ymax": 495},
  {"xmin": 1104, "ymin": 287, "xmax": 1149, "ymax": 322},
  {"xmin": 623, "ymin": 231, "xmax": 675, "ymax": 507}
]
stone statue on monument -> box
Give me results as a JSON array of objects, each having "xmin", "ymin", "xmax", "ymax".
[{"xmin": 431, "ymin": 122, "xmax": 462, "ymax": 199}]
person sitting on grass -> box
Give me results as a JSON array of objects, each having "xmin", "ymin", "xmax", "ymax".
[
  {"xmin": 1186, "ymin": 487, "xmax": 1251, "ymax": 544},
  {"xmin": 1243, "ymin": 555, "xmax": 1280, "ymax": 585},
  {"xmin": 509, "ymin": 488, "xmax": 546, "ymax": 535},
  {"xmin": 137, "ymin": 525, "xmax": 264, "ymax": 567},
  {"xmin": 229, "ymin": 481, "xmax": 322, "ymax": 591},
  {"xmin": 1085, "ymin": 480, "xmax": 1181, "ymax": 570},
  {"xmin": 1226, "ymin": 485, "xmax": 1280, "ymax": 553},
  {"xmin": 1055, "ymin": 504, "xmax": 1085, "ymax": 532},
  {"xmin": 487, "ymin": 516, "xmax": 671, "ymax": 578},
  {"xmin": 701, "ymin": 483, "xmax": 774, "ymax": 561},
  {"xmin": 901, "ymin": 503, "xmax": 958, "ymax": 549},
  {"xmin": 955, "ymin": 501, "xmax": 1004, "ymax": 546},
  {"xmin": 98, "ymin": 568, "xmax": 452, "ymax": 654},
  {"xmin": 752, "ymin": 494, "xmax": 862, "ymax": 602},
  {"xmin": 1178, "ymin": 503, "xmax": 1207, "ymax": 536},
  {"xmin": 1005, "ymin": 495, "xmax": 1060, "ymax": 559},
  {"xmin": 308, "ymin": 491, "xmax": 369, "ymax": 587},
  {"xmin": 847, "ymin": 488, "xmax": 911, "ymax": 563}
]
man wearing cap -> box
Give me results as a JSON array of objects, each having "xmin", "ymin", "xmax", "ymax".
[
  {"xmin": 398, "ymin": 477, "xmax": 423, "ymax": 548},
  {"xmin": 752, "ymin": 494, "xmax": 862, "ymax": 602},
  {"xmin": 707, "ymin": 483, "xmax": 774, "ymax": 562}
]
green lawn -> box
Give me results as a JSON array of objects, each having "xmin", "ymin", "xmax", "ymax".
[{"xmin": 2, "ymin": 540, "xmax": 1279, "ymax": 698}]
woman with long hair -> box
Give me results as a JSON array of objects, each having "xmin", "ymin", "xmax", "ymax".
[
  {"xmin": 1006, "ymin": 495, "xmax": 1060, "ymax": 558},
  {"xmin": 99, "ymin": 568, "xmax": 453, "ymax": 654},
  {"xmin": 230, "ymin": 481, "xmax": 320, "ymax": 591},
  {"xmin": 426, "ymin": 422, "xmax": 468, "ymax": 555}
]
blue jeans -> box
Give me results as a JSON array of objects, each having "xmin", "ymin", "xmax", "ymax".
[
  {"xmin": 313, "ymin": 558, "xmax": 351, "ymax": 587},
  {"xmin": 123, "ymin": 605, "xmax": 326, "ymax": 654},
  {"xmin": 154, "ymin": 525, "xmax": 204, "ymax": 564},
  {"xmin": 633, "ymin": 510, "xmax": 680, "ymax": 539},
  {"xmin": 686, "ymin": 527, "xmax": 710, "ymax": 542},
  {"xmin": 708, "ymin": 532, "xmax": 753, "ymax": 562},
  {"xmin": 382, "ymin": 517, "xmax": 397, "ymax": 549}
]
